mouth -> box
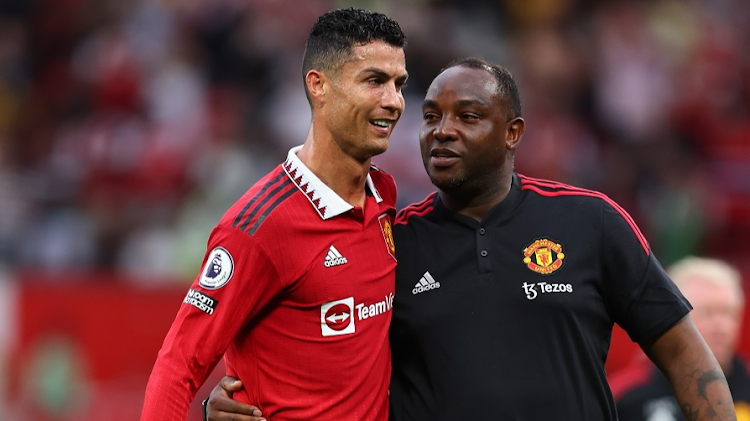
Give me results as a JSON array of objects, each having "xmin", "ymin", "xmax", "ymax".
[
  {"xmin": 429, "ymin": 148, "xmax": 460, "ymax": 167},
  {"xmin": 370, "ymin": 119, "xmax": 395, "ymax": 134}
]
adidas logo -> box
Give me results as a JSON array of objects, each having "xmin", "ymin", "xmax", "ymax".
[
  {"xmin": 412, "ymin": 271, "xmax": 441, "ymax": 295},
  {"xmin": 324, "ymin": 245, "xmax": 348, "ymax": 267}
]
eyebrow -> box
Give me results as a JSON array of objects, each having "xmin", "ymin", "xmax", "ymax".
[
  {"xmin": 456, "ymin": 99, "xmax": 487, "ymax": 107},
  {"xmin": 362, "ymin": 67, "xmax": 409, "ymax": 81},
  {"xmin": 422, "ymin": 99, "xmax": 488, "ymax": 109}
]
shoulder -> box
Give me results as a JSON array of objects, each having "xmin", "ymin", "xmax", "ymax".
[
  {"xmin": 395, "ymin": 192, "xmax": 439, "ymax": 227},
  {"xmin": 518, "ymin": 173, "xmax": 648, "ymax": 248},
  {"xmin": 217, "ymin": 164, "xmax": 300, "ymax": 235},
  {"xmin": 516, "ymin": 173, "xmax": 637, "ymax": 220},
  {"xmin": 517, "ymin": 173, "xmax": 615, "ymax": 207}
]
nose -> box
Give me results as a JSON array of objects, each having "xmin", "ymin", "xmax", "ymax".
[
  {"xmin": 434, "ymin": 116, "xmax": 457, "ymax": 142},
  {"xmin": 382, "ymin": 83, "xmax": 404, "ymax": 114}
]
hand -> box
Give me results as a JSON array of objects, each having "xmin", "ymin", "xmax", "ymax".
[{"xmin": 206, "ymin": 376, "xmax": 265, "ymax": 421}]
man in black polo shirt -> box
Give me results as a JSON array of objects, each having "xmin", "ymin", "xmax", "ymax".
[
  {"xmin": 386, "ymin": 57, "xmax": 733, "ymax": 421},
  {"xmin": 204, "ymin": 58, "xmax": 736, "ymax": 420}
]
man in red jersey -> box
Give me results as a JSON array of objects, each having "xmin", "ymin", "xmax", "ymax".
[
  {"xmin": 140, "ymin": 8, "xmax": 408, "ymax": 421},
  {"xmin": 205, "ymin": 58, "xmax": 736, "ymax": 421}
]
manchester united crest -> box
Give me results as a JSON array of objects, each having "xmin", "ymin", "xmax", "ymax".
[
  {"xmin": 378, "ymin": 214, "xmax": 397, "ymax": 262},
  {"xmin": 522, "ymin": 238, "xmax": 565, "ymax": 275}
]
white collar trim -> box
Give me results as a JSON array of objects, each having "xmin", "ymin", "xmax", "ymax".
[{"xmin": 283, "ymin": 146, "xmax": 383, "ymax": 220}]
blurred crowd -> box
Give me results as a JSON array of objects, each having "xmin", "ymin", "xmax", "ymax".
[{"xmin": 0, "ymin": 0, "xmax": 748, "ymax": 283}]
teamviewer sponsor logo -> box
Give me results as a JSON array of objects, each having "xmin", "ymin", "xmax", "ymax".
[
  {"xmin": 321, "ymin": 297, "xmax": 355, "ymax": 336},
  {"xmin": 320, "ymin": 293, "xmax": 394, "ymax": 337},
  {"xmin": 412, "ymin": 271, "xmax": 440, "ymax": 295},
  {"xmin": 183, "ymin": 289, "xmax": 219, "ymax": 315}
]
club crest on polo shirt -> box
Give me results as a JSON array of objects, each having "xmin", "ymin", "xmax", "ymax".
[
  {"xmin": 199, "ymin": 247, "xmax": 234, "ymax": 289},
  {"xmin": 522, "ymin": 238, "xmax": 565, "ymax": 275}
]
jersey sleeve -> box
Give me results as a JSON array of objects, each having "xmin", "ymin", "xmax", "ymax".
[
  {"xmin": 140, "ymin": 225, "xmax": 285, "ymax": 421},
  {"xmin": 599, "ymin": 202, "xmax": 691, "ymax": 344}
]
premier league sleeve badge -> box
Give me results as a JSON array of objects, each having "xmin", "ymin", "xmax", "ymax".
[{"xmin": 199, "ymin": 247, "xmax": 234, "ymax": 289}]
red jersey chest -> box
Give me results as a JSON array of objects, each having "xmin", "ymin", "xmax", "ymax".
[{"xmin": 255, "ymin": 193, "xmax": 397, "ymax": 338}]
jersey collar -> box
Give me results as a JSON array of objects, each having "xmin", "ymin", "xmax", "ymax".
[
  {"xmin": 434, "ymin": 173, "xmax": 523, "ymax": 226},
  {"xmin": 283, "ymin": 145, "xmax": 383, "ymax": 220}
]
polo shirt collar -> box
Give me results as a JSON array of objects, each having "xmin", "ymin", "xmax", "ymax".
[
  {"xmin": 283, "ymin": 145, "xmax": 383, "ymax": 220},
  {"xmin": 434, "ymin": 173, "xmax": 523, "ymax": 226}
]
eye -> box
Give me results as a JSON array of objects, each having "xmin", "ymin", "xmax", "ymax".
[
  {"xmin": 461, "ymin": 113, "xmax": 480, "ymax": 122},
  {"xmin": 422, "ymin": 112, "xmax": 439, "ymax": 122}
]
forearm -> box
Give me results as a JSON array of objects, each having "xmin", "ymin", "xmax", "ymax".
[
  {"xmin": 141, "ymin": 363, "xmax": 193, "ymax": 421},
  {"xmin": 665, "ymin": 356, "xmax": 735, "ymax": 420},
  {"xmin": 643, "ymin": 317, "xmax": 736, "ymax": 421},
  {"xmin": 141, "ymin": 308, "xmax": 231, "ymax": 421},
  {"xmin": 141, "ymin": 338, "xmax": 218, "ymax": 421}
]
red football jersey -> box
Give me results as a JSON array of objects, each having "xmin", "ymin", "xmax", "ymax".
[{"xmin": 141, "ymin": 147, "xmax": 398, "ymax": 421}]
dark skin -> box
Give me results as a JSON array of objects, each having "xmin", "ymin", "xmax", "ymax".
[
  {"xmin": 418, "ymin": 65, "xmax": 523, "ymax": 221},
  {"xmin": 205, "ymin": 377, "xmax": 263, "ymax": 421},
  {"xmin": 641, "ymin": 317, "xmax": 737, "ymax": 421},
  {"xmin": 206, "ymin": 64, "xmax": 736, "ymax": 421}
]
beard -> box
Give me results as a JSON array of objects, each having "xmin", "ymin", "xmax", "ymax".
[
  {"xmin": 426, "ymin": 159, "xmax": 506, "ymax": 201},
  {"xmin": 428, "ymin": 172, "xmax": 468, "ymax": 194},
  {"xmin": 427, "ymin": 169, "xmax": 493, "ymax": 199}
]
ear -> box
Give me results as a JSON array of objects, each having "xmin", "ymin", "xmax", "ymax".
[
  {"xmin": 505, "ymin": 117, "xmax": 525, "ymax": 151},
  {"xmin": 305, "ymin": 69, "xmax": 327, "ymax": 104}
]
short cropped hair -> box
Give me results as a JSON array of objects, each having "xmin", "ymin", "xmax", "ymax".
[
  {"xmin": 302, "ymin": 8, "xmax": 406, "ymax": 101},
  {"xmin": 668, "ymin": 256, "xmax": 744, "ymax": 306},
  {"xmin": 443, "ymin": 57, "xmax": 522, "ymax": 121}
]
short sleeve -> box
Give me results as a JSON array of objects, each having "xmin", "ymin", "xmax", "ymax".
[{"xmin": 599, "ymin": 202, "xmax": 691, "ymax": 343}]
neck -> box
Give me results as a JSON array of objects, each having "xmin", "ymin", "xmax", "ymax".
[
  {"xmin": 439, "ymin": 173, "xmax": 513, "ymax": 221},
  {"xmin": 297, "ymin": 130, "xmax": 371, "ymax": 208}
]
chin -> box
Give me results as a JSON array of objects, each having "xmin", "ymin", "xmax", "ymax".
[
  {"xmin": 428, "ymin": 173, "xmax": 465, "ymax": 192},
  {"xmin": 365, "ymin": 139, "xmax": 389, "ymax": 157}
]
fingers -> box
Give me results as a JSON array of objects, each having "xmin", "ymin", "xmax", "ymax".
[
  {"xmin": 220, "ymin": 376, "xmax": 244, "ymax": 394},
  {"xmin": 211, "ymin": 395, "xmax": 263, "ymax": 416},
  {"xmin": 208, "ymin": 404, "xmax": 265, "ymax": 421},
  {"xmin": 208, "ymin": 395, "xmax": 265, "ymax": 420},
  {"xmin": 207, "ymin": 376, "xmax": 265, "ymax": 421}
]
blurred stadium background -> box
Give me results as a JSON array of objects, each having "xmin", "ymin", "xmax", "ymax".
[{"xmin": 0, "ymin": 0, "xmax": 748, "ymax": 419}]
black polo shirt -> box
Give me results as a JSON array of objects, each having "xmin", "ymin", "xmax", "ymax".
[{"xmin": 389, "ymin": 173, "xmax": 691, "ymax": 421}]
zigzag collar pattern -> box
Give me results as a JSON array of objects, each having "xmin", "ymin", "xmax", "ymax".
[{"xmin": 283, "ymin": 145, "xmax": 383, "ymax": 220}]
